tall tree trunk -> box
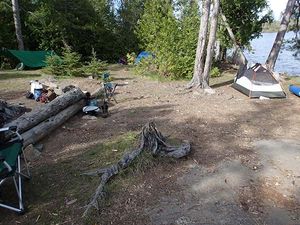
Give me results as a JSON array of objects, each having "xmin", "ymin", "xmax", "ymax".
[
  {"xmin": 187, "ymin": 0, "xmax": 211, "ymax": 88},
  {"xmin": 220, "ymin": 11, "xmax": 248, "ymax": 77},
  {"xmin": 201, "ymin": 0, "xmax": 220, "ymax": 88},
  {"xmin": 11, "ymin": 0, "xmax": 24, "ymax": 50},
  {"xmin": 215, "ymin": 40, "xmax": 221, "ymax": 61},
  {"xmin": 266, "ymin": 0, "xmax": 296, "ymax": 70}
]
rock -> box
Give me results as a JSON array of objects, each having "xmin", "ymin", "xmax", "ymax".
[
  {"xmin": 82, "ymin": 115, "xmax": 98, "ymax": 120},
  {"xmin": 204, "ymin": 88, "xmax": 216, "ymax": 95},
  {"xmin": 24, "ymin": 144, "xmax": 41, "ymax": 161}
]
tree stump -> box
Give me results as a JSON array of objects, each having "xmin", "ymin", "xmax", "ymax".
[{"xmin": 82, "ymin": 122, "xmax": 190, "ymax": 217}]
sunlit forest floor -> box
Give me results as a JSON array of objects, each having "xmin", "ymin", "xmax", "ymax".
[{"xmin": 1, "ymin": 65, "xmax": 300, "ymax": 225}]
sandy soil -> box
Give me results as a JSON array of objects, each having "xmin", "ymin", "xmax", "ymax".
[{"xmin": 1, "ymin": 65, "xmax": 300, "ymax": 225}]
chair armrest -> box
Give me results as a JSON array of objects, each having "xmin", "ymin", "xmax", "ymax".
[
  {"xmin": 0, "ymin": 127, "xmax": 10, "ymax": 133},
  {"xmin": 0, "ymin": 126, "xmax": 22, "ymax": 142},
  {"xmin": 0, "ymin": 126, "xmax": 17, "ymax": 133}
]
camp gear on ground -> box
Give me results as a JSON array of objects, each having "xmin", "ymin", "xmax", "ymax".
[
  {"xmin": 101, "ymin": 101, "xmax": 109, "ymax": 118},
  {"xmin": 40, "ymin": 92, "xmax": 48, "ymax": 103},
  {"xmin": 0, "ymin": 126, "xmax": 31, "ymax": 214},
  {"xmin": 101, "ymin": 72, "xmax": 117, "ymax": 103},
  {"xmin": 33, "ymin": 89, "xmax": 43, "ymax": 101},
  {"xmin": 232, "ymin": 63, "xmax": 286, "ymax": 98},
  {"xmin": 46, "ymin": 89, "xmax": 57, "ymax": 101},
  {"xmin": 289, "ymin": 85, "xmax": 300, "ymax": 97},
  {"xmin": 104, "ymin": 82, "xmax": 117, "ymax": 103},
  {"xmin": 0, "ymin": 49, "xmax": 56, "ymax": 69},
  {"xmin": 30, "ymin": 80, "xmax": 43, "ymax": 94},
  {"xmin": 88, "ymin": 99, "xmax": 98, "ymax": 107},
  {"xmin": 25, "ymin": 91, "xmax": 34, "ymax": 99},
  {"xmin": 102, "ymin": 72, "xmax": 110, "ymax": 81},
  {"xmin": 82, "ymin": 106, "xmax": 100, "ymax": 115}
]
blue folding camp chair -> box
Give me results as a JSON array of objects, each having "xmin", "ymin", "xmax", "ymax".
[
  {"xmin": 102, "ymin": 72, "xmax": 117, "ymax": 103},
  {"xmin": 0, "ymin": 126, "xmax": 30, "ymax": 214}
]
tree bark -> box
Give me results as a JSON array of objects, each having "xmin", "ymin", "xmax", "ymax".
[
  {"xmin": 201, "ymin": 0, "xmax": 220, "ymax": 88},
  {"xmin": 11, "ymin": 0, "xmax": 24, "ymax": 50},
  {"xmin": 266, "ymin": 0, "xmax": 297, "ymax": 70},
  {"xmin": 215, "ymin": 40, "xmax": 221, "ymax": 61},
  {"xmin": 22, "ymin": 100, "xmax": 85, "ymax": 147},
  {"xmin": 6, "ymin": 88, "xmax": 85, "ymax": 133},
  {"xmin": 188, "ymin": 0, "xmax": 211, "ymax": 88},
  {"xmin": 220, "ymin": 11, "xmax": 248, "ymax": 77}
]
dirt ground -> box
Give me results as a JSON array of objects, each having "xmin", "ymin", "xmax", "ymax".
[{"xmin": 1, "ymin": 65, "xmax": 300, "ymax": 225}]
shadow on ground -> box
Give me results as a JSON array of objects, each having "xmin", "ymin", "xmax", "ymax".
[{"xmin": 1, "ymin": 82, "xmax": 299, "ymax": 225}]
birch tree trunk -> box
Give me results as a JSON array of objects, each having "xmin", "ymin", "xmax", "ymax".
[
  {"xmin": 187, "ymin": 0, "xmax": 211, "ymax": 88},
  {"xmin": 201, "ymin": 0, "xmax": 220, "ymax": 88},
  {"xmin": 265, "ymin": 0, "xmax": 296, "ymax": 70},
  {"xmin": 11, "ymin": 0, "xmax": 24, "ymax": 50},
  {"xmin": 220, "ymin": 11, "xmax": 248, "ymax": 77}
]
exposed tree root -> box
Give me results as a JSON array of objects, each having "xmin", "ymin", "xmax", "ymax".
[{"xmin": 82, "ymin": 122, "xmax": 190, "ymax": 217}]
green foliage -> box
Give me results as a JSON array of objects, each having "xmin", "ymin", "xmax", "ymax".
[
  {"xmin": 45, "ymin": 46, "xmax": 82, "ymax": 76},
  {"xmin": 44, "ymin": 54, "xmax": 63, "ymax": 76},
  {"xmin": 0, "ymin": 1, "xmax": 15, "ymax": 49},
  {"xmin": 262, "ymin": 21, "xmax": 281, "ymax": 33},
  {"xmin": 0, "ymin": 0, "xmax": 144, "ymax": 62},
  {"xmin": 117, "ymin": 0, "xmax": 145, "ymax": 54},
  {"xmin": 210, "ymin": 67, "xmax": 221, "ymax": 78},
  {"xmin": 60, "ymin": 46, "xmax": 82, "ymax": 76},
  {"xmin": 83, "ymin": 49, "xmax": 108, "ymax": 76},
  {"xmin": 134, "ymin": 57, "xmax": 157, "ymax": 76},
  {"xmin": 219, "ymin": 0, "xmax": 273, "ymax": 48},
  {"xmin": 136, "ymin": 0, "xmax": 199, "ymax": 79},
  {"xmin": 126, "ymin": 52, "xmax": 137, "ymax": 65}
]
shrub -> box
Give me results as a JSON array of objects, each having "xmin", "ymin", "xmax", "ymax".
[
  {"xmin": 210, "ymin": 67, "xmax": 221, "ymax": 78},
  {"xmin": 134, "ymin": 57, "xmax": 157, "ymax": 76},
  {"xmin": 126, "ymin": 52, "xmax": 136, "ymax": 65},
  {"xmin": 61, "ymin": 46, "xmax": 82, "ymax": 76},
  {"xmin": 135, "ymin": 0, "xmax": 199, "ymax": 80},
  {"xmin": 44, "ymin": 46, "xmax": 82, "ymax": 76},
  {"xmin": 83, "ymin": 48, "xmax": 108, "ymax": 77},
  {"xmin": 44, "ymin": 54, "xmax": 63, "ymax": 76}
]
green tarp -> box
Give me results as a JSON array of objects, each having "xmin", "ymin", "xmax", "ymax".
[{"xmin": 0, "ymin": 49, "xmax": 55, "ymax": 68}]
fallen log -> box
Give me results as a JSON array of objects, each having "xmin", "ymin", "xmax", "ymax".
[
  {"xmin": 22, "ymin": 99, "xmax": 85, "ymax": 147},
  {"xmin": 82, "ymin": 122, "xmax": 190, "ymax": 217},
  {"xmin": 6, "ymin": 87, "xmax": 85, "ymax": 133}
]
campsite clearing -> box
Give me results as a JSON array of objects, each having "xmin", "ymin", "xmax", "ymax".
[{"xmin": 0, "ymin": 65, "xmax": 300, "ymax": 225}]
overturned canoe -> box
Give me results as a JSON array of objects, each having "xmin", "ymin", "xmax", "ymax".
[{"xmin": 289, "ymin": 85, "xmax": 300, "ymax": 97}]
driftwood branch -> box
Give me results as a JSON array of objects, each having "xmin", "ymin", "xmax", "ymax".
[{"xmin": 82, "ymin": 122, "xmax": 190, "ymax": 217}]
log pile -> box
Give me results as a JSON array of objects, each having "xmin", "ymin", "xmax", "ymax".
[{"xmin": 4, "ymin": 87, "xmax": 85, "ymax": 147}]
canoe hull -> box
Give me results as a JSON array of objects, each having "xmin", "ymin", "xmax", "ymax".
[{"xmin": 289, "ymin": 85, "xmax": 300, "ymax": 97}]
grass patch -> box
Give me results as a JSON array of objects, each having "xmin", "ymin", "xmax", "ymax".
[
  {"xmin": 0, "ymin": 71, "xmax": 41, "ymax": 80},
  {"xmin": 11, "ymin": 131, "xmax": 162, "ymax": 225}
]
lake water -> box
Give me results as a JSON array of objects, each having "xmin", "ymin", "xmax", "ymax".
[{"xmin": 244, "ymin": 32, "xmax": 300, "ymax": 76}]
